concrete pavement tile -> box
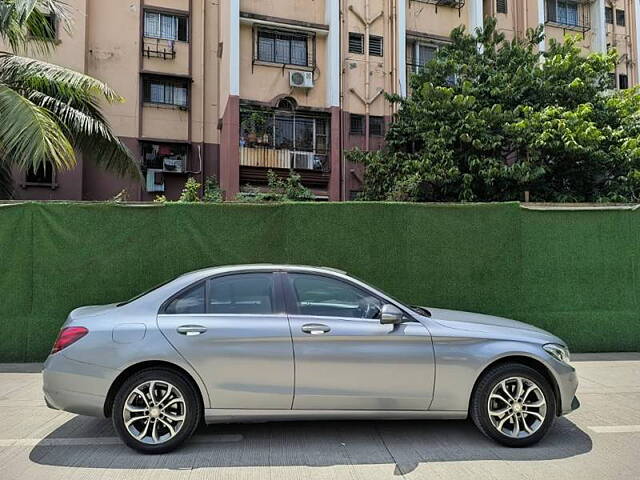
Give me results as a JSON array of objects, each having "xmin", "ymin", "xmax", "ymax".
[{"xmin": 1, "ymin": 354, "xmax": 639, "ymax": 480}]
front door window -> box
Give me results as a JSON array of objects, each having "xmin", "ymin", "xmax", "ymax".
[{"xmin": 288, "ymin": 273, "xmax": 382, "ymax": 319}]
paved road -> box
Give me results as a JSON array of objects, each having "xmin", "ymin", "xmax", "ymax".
[{"xmin": 1, "ymin": 353, "xmax": 639, "ymax": 480}]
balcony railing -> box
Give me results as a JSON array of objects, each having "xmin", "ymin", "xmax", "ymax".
[
  {"xmin": 142, "ymin": 38, "xmax": 177, "ymax": 60},
  {"xmin": 240, "ymin": 146, "xmax": 329, "ymax": 172}
]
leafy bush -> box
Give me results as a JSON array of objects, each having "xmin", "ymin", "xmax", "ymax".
[
  {"xmin": 203, "ymin": 176, "xmax": 224, "ymax": 203},
  {"xmin": 178, "ymin": 177, "xmax": 201, "ymax": 203},
  {"xmin": 236, "ymin": 170, "xmax": 314, "ymax": 202}
]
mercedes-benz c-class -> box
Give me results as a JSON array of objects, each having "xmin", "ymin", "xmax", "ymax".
[{"xmin": 43, "ymin": 265, "xmax": 579, "ymax": 453}]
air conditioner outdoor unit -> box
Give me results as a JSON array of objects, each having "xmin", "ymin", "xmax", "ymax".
[
  {"xmin": 146, "ymin": 169, "xmax": 165, "ymax": 193},
  {"xmin": 163, "ymin": 157, "xmax": 185, "ymax": 173},
  {"xmin": 290, "ymin": 70, "xmax": 314, "ymax": 88}
]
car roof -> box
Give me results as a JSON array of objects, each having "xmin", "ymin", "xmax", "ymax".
[{"xmin": 179, "ymin": 264, "xmax": 348, "ymax": 281}]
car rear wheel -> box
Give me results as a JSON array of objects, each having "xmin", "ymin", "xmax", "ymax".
[
  {"xmin": 470, "ymin": 363, "xmax": 556, "ymax": 447},
  {"xmin": 112, "ymin": 368, "xmax": 201, "ymax": 454}
]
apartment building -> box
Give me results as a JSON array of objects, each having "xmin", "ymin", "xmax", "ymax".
[{"xmin": 9, "ymin": 0, "xmax": 640, "ymax": 201}]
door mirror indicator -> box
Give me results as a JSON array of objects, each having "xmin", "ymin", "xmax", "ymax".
[{"xmin": 380, "ymin": 304, "xmax": 404, "ymax": 325}]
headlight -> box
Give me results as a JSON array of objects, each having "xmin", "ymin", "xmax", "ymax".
[{"xmin": 544, "ymin": 343, "xmax": 571, "ymax": 364}]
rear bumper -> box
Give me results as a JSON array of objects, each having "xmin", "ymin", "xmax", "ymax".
[{"xmin": 43, "ymin": 353, "xmax": 117, "ymax": 418}]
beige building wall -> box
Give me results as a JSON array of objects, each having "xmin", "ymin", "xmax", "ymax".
[
  {"xmin": 407, "ymin": 1, "xmax": 471, "ymax": 38},
  {"xmin": 343, "ymin": 0, "xmax": 395, "ymax": 119},
  {"xmin": 238, "ymin": 24, "xmax": 329, "ymax": 107},
  {"xmin": 241, "ymin": 0, "xmax": 327, "ymax": 26},
  {"xmin": 86, "ymin": 0, "xmax": 141, "ymax": 138}
]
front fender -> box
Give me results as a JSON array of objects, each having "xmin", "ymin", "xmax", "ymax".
[{"xmin": 429, "ymin": 336, "xmax": 575, "ymax": 413}]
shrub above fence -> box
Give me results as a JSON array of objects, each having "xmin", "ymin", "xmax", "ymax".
[{"xmin": 0, "ymin": 201, "xmax": 638, "ymax": 361}]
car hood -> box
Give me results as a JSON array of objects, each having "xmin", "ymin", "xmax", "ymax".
[{"xmin": 423, "ymin": 307, "xmax": 565, "ymax": 345}]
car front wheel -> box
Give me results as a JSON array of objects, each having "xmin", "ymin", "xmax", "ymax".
[
  {"xmin": 470, "ymin": 363, "xmax": 556, "ymax": 447},
  {"xmin": 112, "ymin": 368, "xmax": 201, "ymax": 454}
]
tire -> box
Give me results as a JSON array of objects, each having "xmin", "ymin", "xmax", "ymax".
[
  {"xmin": 470, "ymin": 363, "xmax": 556, "ymax": 447},
  {"xmin": 112, "ymin": 368, "xmax": 202, "ymax": 454}
]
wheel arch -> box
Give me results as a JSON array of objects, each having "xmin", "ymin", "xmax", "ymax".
[
  {"xmin": 103, "ymin": 360, "xmax": 206, "ymax": 418},
  {"xmin": 469, "ymin": 355, "xmax": 562, "ymax": 416}
]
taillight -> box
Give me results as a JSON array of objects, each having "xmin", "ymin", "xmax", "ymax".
[{"xmin": 51, "ymin": 327, "xmax": 88, "ymax": 354}]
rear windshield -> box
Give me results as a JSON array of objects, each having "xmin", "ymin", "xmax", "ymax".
[{"xmin": 117, "ymin": 278, "xmax": 174, "ymax": 307}]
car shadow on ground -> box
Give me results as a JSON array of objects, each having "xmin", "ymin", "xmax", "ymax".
[{"xmin": 29, "ymin": 417, "xmax": 592, "ymax": 474}]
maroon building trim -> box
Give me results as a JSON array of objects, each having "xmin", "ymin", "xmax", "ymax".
[
  {"xmin": 219, "ymin": 95, "xmax": 241, "ymax": 200},
  {"xmin": 329, "ymin": 106, "xmax": 341, "ymax": 201}
]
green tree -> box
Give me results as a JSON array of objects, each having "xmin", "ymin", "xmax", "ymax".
[
  {"xmin": 0, "ymin": 0, "xmax": 140, "ymax": 198},
  {"xmin": 351, "ymin": 18, "xmax": 640, "ymax": 203}
]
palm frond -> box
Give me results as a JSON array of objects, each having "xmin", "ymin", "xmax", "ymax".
[
  {"xmin": 0, "ymin": 83, "xmax": 75, "ymax": 170},
  {"xmin": 0, "ymin": 53, "xmax": 123, "ymax": 103},
  {"xmin": 27, "ymin": 90, "xmax": 141, "ymax": 178}
]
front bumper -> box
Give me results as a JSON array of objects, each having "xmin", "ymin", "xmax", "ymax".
[
  {"xmin": 43, "ymin": 353, "xmax": 117, "ymax": 418},
  {"xmin": 555, "ymin": 362, "xmax": 580, "ymax": 415},
  {"xmin": 568, "ymin": 395, "xmax": 580, "ymax": 412}
]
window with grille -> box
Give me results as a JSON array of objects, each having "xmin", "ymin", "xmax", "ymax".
[
  {"xmin": 546, "ymin": 0, "xmax": 579, "ymax": 26},
  {"xmin": 369, "ymin": 116, "xmax": 385, "ymax": 137},
  {"xmin": 605, "ymin": 7, "xmax": 613, "ymax": 24},
  {"xmin": 144, "ymin": 11, "xmax": 188, "ymax": 41},
  {"xmin": 496, "ymin": 0, "xmax": 508, "ymax": 14},
  {"xmin": 369, "ymin": 35, "xmax": 384, "ymax": 56},
  {"xmin": 619, "ymin": 74, "xmax": 629, "ymax": 90},
  {"xmin": 257, "ymin": 30, "xmax": 309, "ymax": 66},
  {"xmin": 350, "ymin": 114, "xmax": 365, "ymax": 135},
  {"xmin": 143, "ymin": 77, "xmax": 189, "ymax": 108},
  {"xmin": 413, "ymin": 43, "xmax": 438, "ymax": 72},
  {"xmin": 616, "ymin": 9, "xmax": 625, "ymax": 27},
  {"xmin": 349, "ymin": 33, "xmax": 364, "ymax": 54}
]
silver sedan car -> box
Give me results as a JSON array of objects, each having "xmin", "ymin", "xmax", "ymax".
[{"xmin": 43, "ymin": 265, "xmax": 579, "ymax": 454}]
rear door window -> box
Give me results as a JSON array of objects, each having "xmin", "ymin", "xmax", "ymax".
[
  {"xmin": 207, "ymin": 273, "xmax": 276, "ymax": 314},
  {"xmin": 164, "ymin": 283, "xmax": 206, "ymax": 314}
]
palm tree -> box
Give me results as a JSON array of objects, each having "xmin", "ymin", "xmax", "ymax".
[{"xmin": 0, "ymin": 0, "xmax": 140, "ymax": 198}]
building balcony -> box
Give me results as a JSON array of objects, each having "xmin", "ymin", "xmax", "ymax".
[{"xmin": 239, "ymin": 103, "xmax": 330, "ymax": 187}]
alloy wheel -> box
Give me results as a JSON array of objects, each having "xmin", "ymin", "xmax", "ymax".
[
  {"xmin": 122, "ymin": 380, "xmax": 187, "ymax": 444},
  {"xmin": 487, "ymin": 376, "xmax": 547, "ymax": 438}
]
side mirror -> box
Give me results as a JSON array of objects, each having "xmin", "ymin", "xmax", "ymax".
[{"xmin": 380, "ymin": 304, "xmax": 404, "ymax": 325}]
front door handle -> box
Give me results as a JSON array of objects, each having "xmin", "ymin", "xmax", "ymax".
[
  {"xmin": 177, "ymin": 325, "xmax": 207, "ymax": 336},
  {"xmin": 301, "ymin": 324, "xmax": 331, "ymax": 335}
]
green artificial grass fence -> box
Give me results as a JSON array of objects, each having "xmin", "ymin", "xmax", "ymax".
[{"xmin": 0, "ymin": 201, "xmax": 638, "ymax": 362}]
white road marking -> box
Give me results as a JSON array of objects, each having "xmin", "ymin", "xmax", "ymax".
[
  {"xmin": 589, "ymin": 425, "xmax": 640, "ymax": 434},
  {"xmin": 0, "ymin": 433, "xmax": 243, "ymax": 447}
]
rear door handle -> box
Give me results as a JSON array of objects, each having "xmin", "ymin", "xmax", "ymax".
[
  {"xmin": 177, "ymin": 325, "xmax": 207, "ymax": 336},
  {"xmin": 301, "ymin": 324, "xmax": 331, "ymax": 335}
]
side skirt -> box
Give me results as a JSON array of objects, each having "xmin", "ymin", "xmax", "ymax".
[{"xmin": 204, "ymin": 409, "xmax": 468, "ymax": 424}]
